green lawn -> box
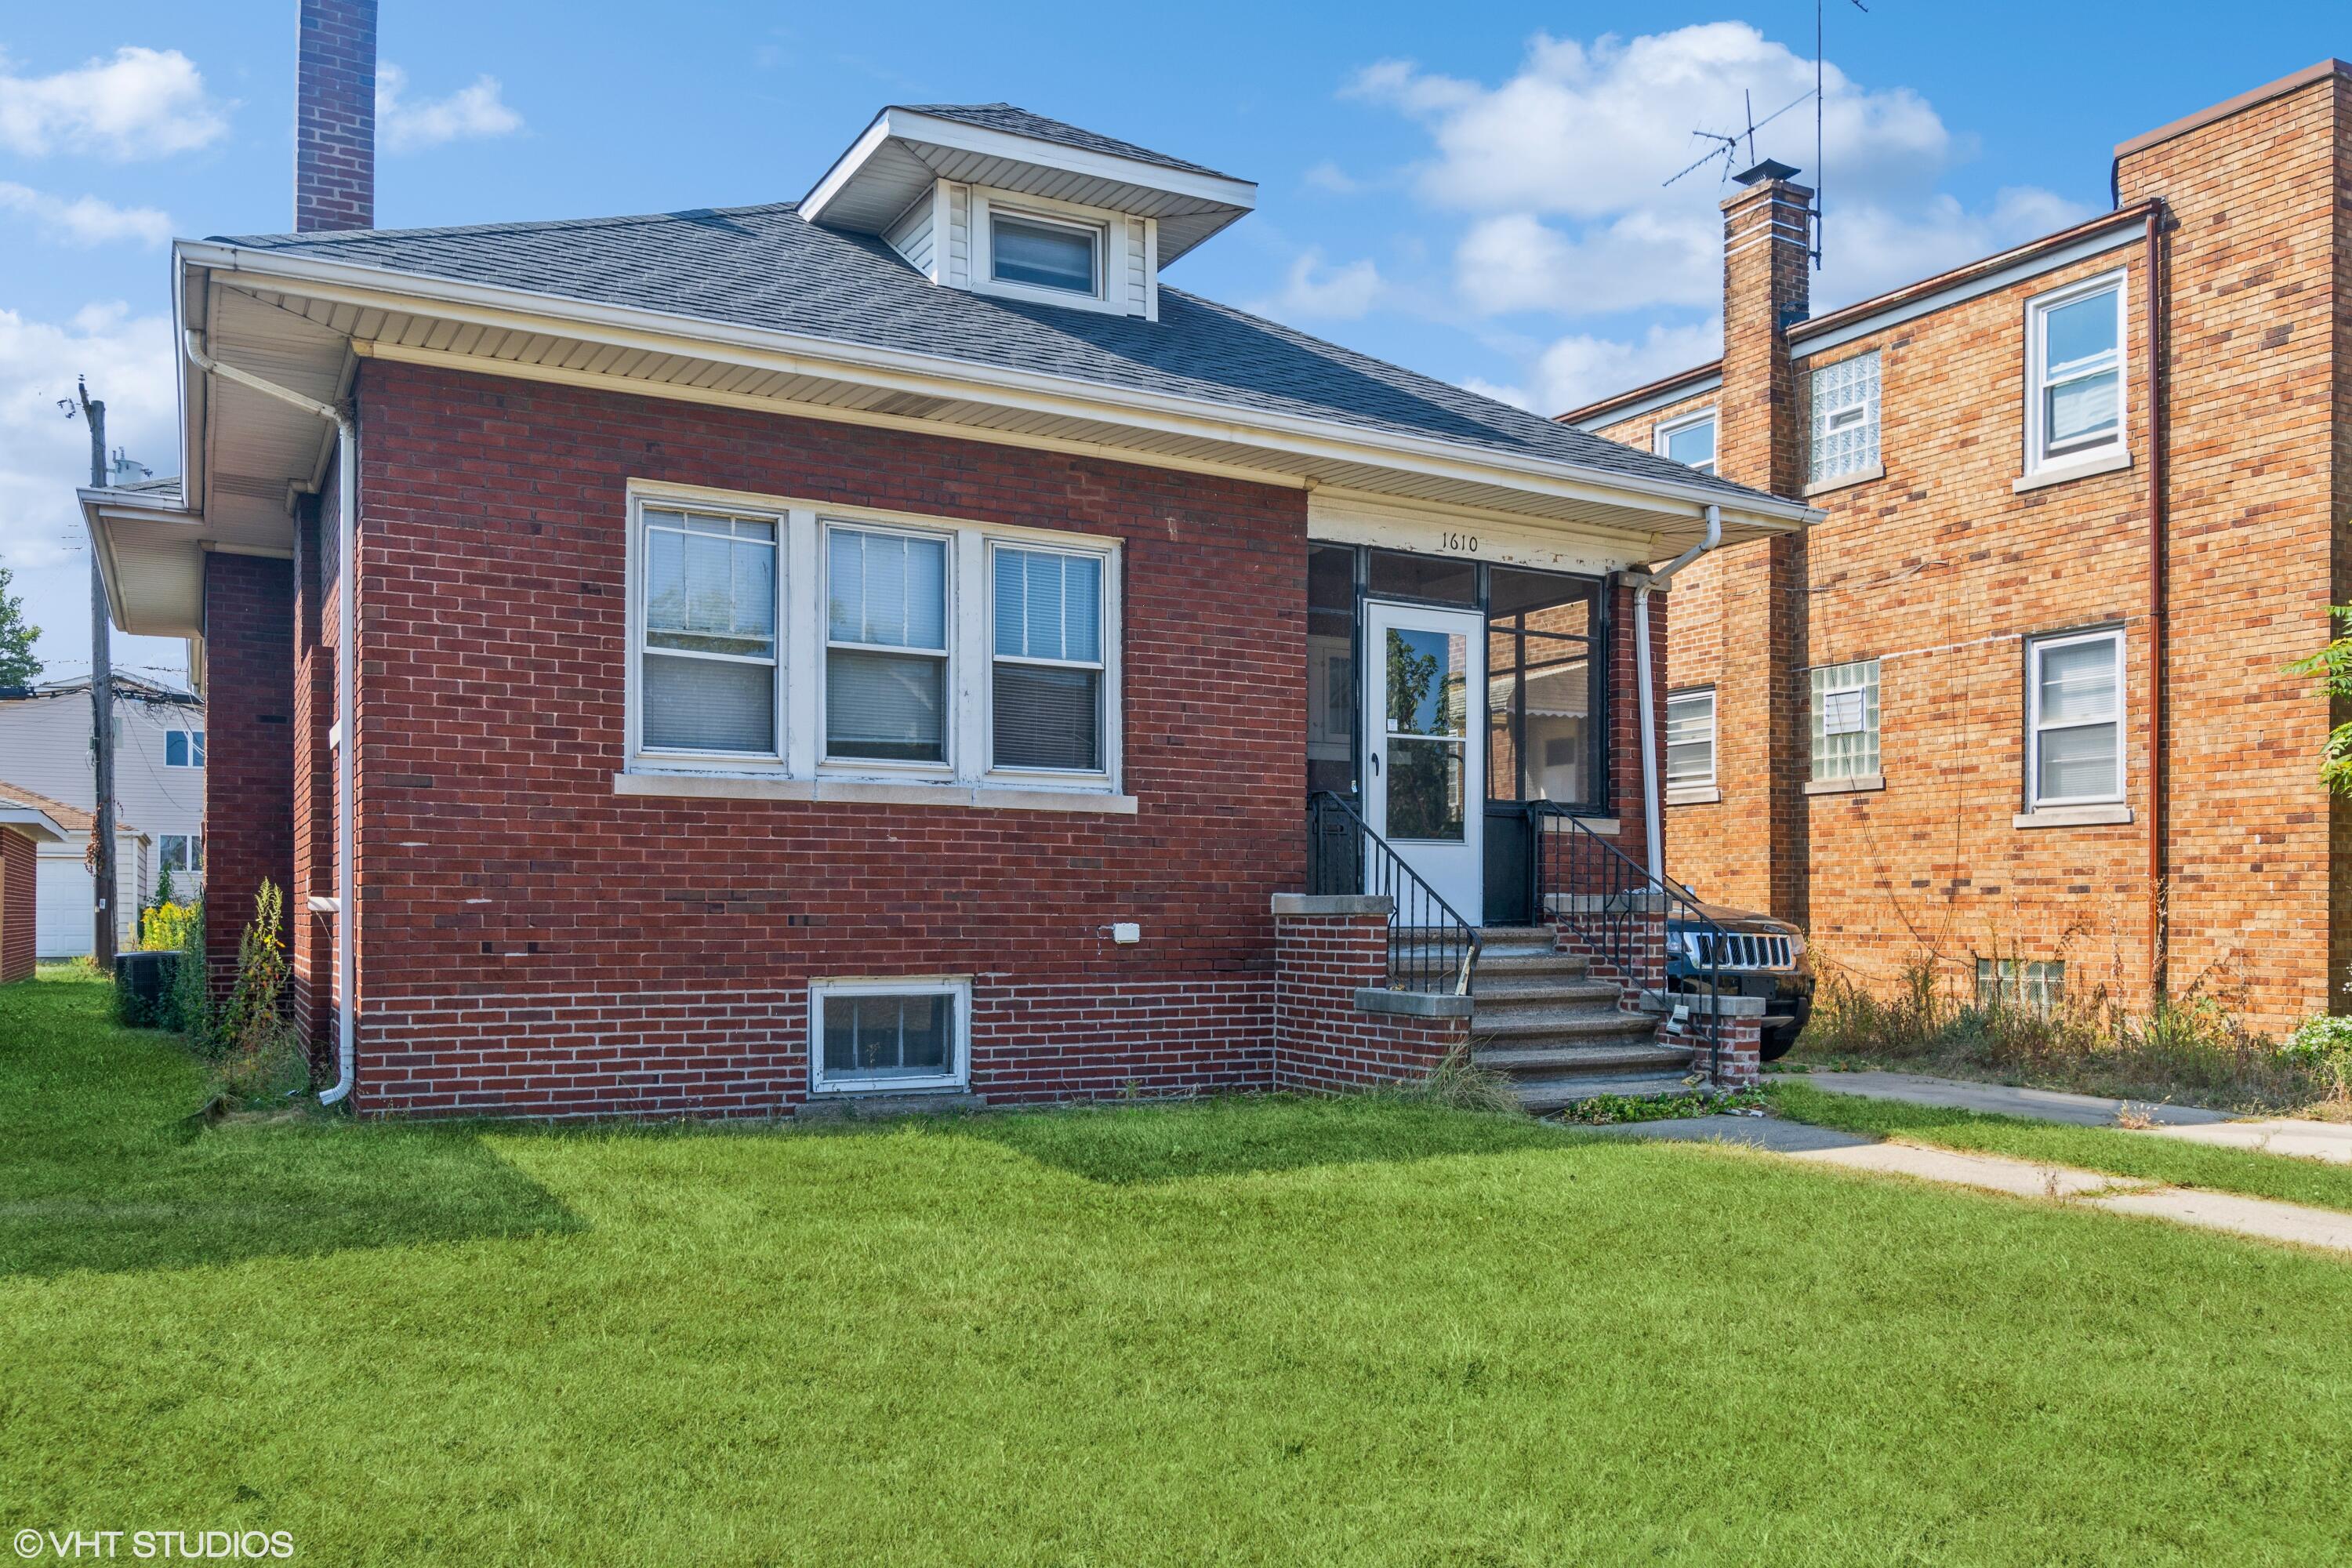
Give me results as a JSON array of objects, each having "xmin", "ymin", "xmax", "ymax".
[
  {"xmin": 6, "ymin": 967, "xmax": 2352, "ymax": 1566},
  {"xmin": 1772, "ymin": 1079, "xmax": 2352, "ymax": 1214}
]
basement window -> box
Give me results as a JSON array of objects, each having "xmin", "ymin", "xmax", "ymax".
[
  {"xmin": 2027, "ymin": 274, "xmax": 2125, "ymax": 473},
  {"xmin": 810, "ymin": 978, "xmax": 970, "ymax": 1094},
  {"xmin": 1977, "ymin": 958, "xmax": 2063, "ymax": 1014}
]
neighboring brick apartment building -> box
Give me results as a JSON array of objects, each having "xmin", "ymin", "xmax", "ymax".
[
  {"xmin": 81, "ymin": 1, "xmax": 1804, "ymax": 1116},
  {"xmin": 1567, "ymin": 60, "xmax": 2352, "ymax": 1033}
]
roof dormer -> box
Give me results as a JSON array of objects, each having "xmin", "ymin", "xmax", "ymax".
[{"xmin": 801, "ymin": 103, "xmax": 1255, "ymax": 322}]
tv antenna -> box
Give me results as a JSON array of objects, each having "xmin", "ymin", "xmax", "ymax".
[
  {"xmin": 1815, "ymin": 0, "xmax": 1872, "ymax": 270},
  {"xmin": 1662, "ymin": 85, "xmax": 1816, "ymax": 190}
]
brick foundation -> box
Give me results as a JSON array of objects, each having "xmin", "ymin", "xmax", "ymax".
[
  {"xmin": 1651, "ymin": 992, "xmax": 1765, "ymax": 1088},
  {"xmin": 1272, "ymin": 896, "xmax": 1471, "ymax": 1091}
]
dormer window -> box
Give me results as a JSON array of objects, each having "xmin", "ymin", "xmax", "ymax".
[{"xmin": 990, "ymin": 213, "xmax": 1098, "ymax": 296}]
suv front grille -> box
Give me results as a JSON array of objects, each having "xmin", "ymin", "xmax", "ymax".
[{"xmin": 1680, "ymin": 931, "xmax": 1795, "ymax": 971}]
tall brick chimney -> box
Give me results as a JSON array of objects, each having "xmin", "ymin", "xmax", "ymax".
[
  {"xmin": 294, "ymin": 0, "xmax": 378, "ymax": 232},
  {"xmin": 1710, "ymin": 160, "xmax": 1813, "ymax": 924}
]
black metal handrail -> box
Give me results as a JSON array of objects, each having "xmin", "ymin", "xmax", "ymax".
[
  {"xmin": 1528, "ymin": 802, "xmax": 1733, "ymax": 1081},
  {"xmin": 1305, "ymin": 791, "xmax": 1483, "ymax": 996}
]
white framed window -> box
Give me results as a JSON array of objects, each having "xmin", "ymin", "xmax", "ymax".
[
  {"xmin": 1809, "ymin": 659, "xmax": 1880, "ymax": 782},
  {"xmin": 163, "ymin": 729, "xmax": 205, "ymax": 768},
  {"xmin": 1665, "ymin": 688, "xmax": 1716, "ymax": 794},
  {"xmin": 2026, "ymin": 628, "xmax": 2124, "ymax": 808},
  {"xmin": 634, "ymin": 504, "xmax": 782, "ymax": 760},
  {"xmin": 623, "ymin": 485, "xmax": 1123, "ymax": 800},
  {"xmin": 989, "ymin": 212, "xmax": 1099, "ymax": 296},
  {"xmin": 1977, "ymin": 958, "xmax": 2063, "ymax": 1014},
  {"xmin": 1654, "ymin": 408, "xmax": 1718, "ymax": 475},
  {"xmin": 158, "ymin": 833, "xmax": 202, "ymax": 874},
  {"xmin": 2026, "ymin": 274, "xmax": 2125, "ymax": 472},
  {"xmin": 824, "ymin": 524, "xmax": 952, "ymax": 767},
  {"xmin": 1809, "ymin": 351, "xmax": 1880, "ymax": 485},
  {"xmin": 810, "ymin": 977, "xmax": 971, "ymax": 1094},
  {"xmin": 989, "ymin": 543, "xmax": 1107, "ymax": 774}
]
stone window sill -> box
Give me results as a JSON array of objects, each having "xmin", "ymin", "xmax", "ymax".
[
  {"xmin": 1666, "ymin": 788, "xmax": 1721, "ymax": 806},
  {"xmin": 1804, "ymin": 771, "xmax": 1885, "ymax": 796},
  {"xmin": 2013, "ymin": 802, "xmax": 2134, "ymax": 829},
  {"xmin": 1803, "ymin": 463, "xmax": 1884, "ymax": 498},
  {"xmin": 614, "ymin": 771, "xmax": 1138, "ymax": 814},
  {"xmin": 2014, "ymin": 448, "xmax": 2132, "ymax": 493}
]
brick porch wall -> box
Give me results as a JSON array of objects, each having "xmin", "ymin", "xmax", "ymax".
[{"xmin": 1272, "ymin": 898, "xmax": 1469, "ymax": 1091}]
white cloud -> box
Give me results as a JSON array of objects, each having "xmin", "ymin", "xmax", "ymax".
[
  {"xmin": 0, "ymin": 46, "xmax": 227, "ymax": 160},
  {"xmin": 376, "ymin": 64, "xmax": 523, "ymax": 153},
  {"xmin": 1303, "ymin": 160, "xmax": 1363, "ymax": 195},
  {"xmin": 1456, "ymin": 210, "xmax": 1719, "ymax": 317},
  {"xmin": 1261, "ymin": 250, "xmax": 1385, "ymax": 321},
  {"xmin": 1519, "ymin": 321, "xmax": 1726, "ymax": 419},
  {"xmin": 0, "ymin": 303, "xmax": 179, "ymax": 575},
  {"xmin": 0, "ymin": 183, "xmax": 171, "ymax": 247}
]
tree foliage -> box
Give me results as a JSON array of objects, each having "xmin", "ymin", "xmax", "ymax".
[
  {"xmin": 0, "ymin": 564, "xmax": 40, "ymax": 688},
  {"xmin": 2286, "ymin": 606, "xmax": 2352, "ymax": 796}
]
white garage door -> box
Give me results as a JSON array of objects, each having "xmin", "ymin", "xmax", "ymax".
[{"xmin": 35, "ymin": 855, "xmax": 92, "ymax": 958}]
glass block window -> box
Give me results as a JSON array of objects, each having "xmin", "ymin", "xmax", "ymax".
[
  {"xmin": 1809, "ymin": 659, "xmax": 1881, "ymax": 782},
  {"xmin": 1809, "ymin": 350, "xmax": 1881, "ymax": 485},
  {"xmin": 1977, "ymin": 959, "xmax": 2063, "ymax": 1013}
]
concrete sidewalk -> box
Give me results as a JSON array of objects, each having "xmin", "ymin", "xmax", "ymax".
[{"xmin": 1783, "ymin": 1069, "xmax": 2230, "ymax": 1127}]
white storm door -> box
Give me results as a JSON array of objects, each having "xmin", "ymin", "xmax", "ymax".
[{"xmin": 1361, "ymin": 600, "xmax": 1484, "ymax": 920}]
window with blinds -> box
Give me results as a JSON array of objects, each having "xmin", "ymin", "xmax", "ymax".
[
  {"xmin": 1665, "ymin": 689, "xmax": 1715, "ymax": 793},
  {"xmin": 641, "ymin": 508, "xmax": 779, "ymax": 754},
  {"xmin": 1809, "ymin": 659, "xmax": 1880, "ymax": 781},
  {"xmin": 826, "ymin": 526, "xmax": 949, "ymax": 763},
  {"xmin": 992, "ymin": 545, "xmax": 1105, "ymax": 772},
  {"xmin": 1809, "ymin": 351, "xmax": 1880, "ymax": 485}
]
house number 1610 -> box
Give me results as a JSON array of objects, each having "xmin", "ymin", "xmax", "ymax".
[{"xmin": 1440, "ymin": 531, "xmax": 1479, "ymax": 554}]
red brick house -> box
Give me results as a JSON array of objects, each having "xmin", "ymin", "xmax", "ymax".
[
  {"xmin": 82, "ymin": 2, "xmax": 1809, "ymax": 1116},
  {"xmin": 1566, "ymin": 61, "xmax": 2352, "ymax": 1034},
  {"xmin": 0, "ymin": 786, "xmax": 78, "ymax": 985}
]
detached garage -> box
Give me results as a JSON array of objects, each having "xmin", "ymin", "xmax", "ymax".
[{"xmin": 0, "ymin": 786, "xmax": 72, "ymax": 984}]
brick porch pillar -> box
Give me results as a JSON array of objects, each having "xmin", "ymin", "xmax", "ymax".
[{"xmin": 202, "ymin": 554, "xmax": 297, "ymax": 1002}]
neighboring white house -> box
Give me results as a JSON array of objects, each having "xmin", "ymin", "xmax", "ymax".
[{"xmin": 0, "ymin": 674, "xmax": 197, "ymax": 956}]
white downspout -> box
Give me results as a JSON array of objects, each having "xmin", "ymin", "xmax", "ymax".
[
  {"xmin": 1635, "ymin": 503, "xmax": 1721, "ymax": 886},
  {"xmin": 183, "ymin": 330, "xmax": 358, "ymax": 1105}
]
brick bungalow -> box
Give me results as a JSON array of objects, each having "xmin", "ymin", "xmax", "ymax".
[
  {"xmin": 1566, "ymin": 61, "xmax": 2352, "ymax": 1035},
  {"xmin": 82, "ymin": 1, "xmax": 1810, "ymax": 1116}
]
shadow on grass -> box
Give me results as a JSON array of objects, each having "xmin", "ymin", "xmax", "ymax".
[
  {"xmin": 945, "ymin": 1092, "xmax": 1568, "ymax": 1185},
  {"xmin": 0, "ymin": 971, "xmax": 581, "ymax": 1281}
]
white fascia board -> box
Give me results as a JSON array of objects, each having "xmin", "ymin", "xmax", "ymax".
[
  {"xmin": 1791, "ymin": 222, "xmax": 2143, "ymax": 361},
  {"xmin": 0, "ymin": 806, "xmax": 71, "ymax": 844},
  {"xmin": 78, "ymin": 485, "xmax": 205, "ymax": 641},
  {"xmin": 177, "ymin": 242, "xmax": 1809, "ymax": 532},
  {"xmin": 1569, "ymin": 372, "xmax": 1724, "ymax": 432},
  {"xmin": 804, "ymin": 107, "xmax": 1257, "ymax": 227}
]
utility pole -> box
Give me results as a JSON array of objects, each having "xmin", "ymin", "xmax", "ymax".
[{"xmin": 74, "ymin": 378, "xmax": 118, "ymax": 971}]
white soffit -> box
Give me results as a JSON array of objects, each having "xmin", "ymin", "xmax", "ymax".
[{"xmin": 802, "ymin": 108, "xmax": 1257, "ymax": 263}]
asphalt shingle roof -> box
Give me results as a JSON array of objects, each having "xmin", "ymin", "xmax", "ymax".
[
  {"xmin": 216, "ymin": 202, "xmax": 1769, "ymax": 504},
  {"xmin": 892, "ymin": 103, "xmax": 1241, "ymax": 182}
]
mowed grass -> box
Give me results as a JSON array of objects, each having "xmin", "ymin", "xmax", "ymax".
[
  {"xmin": 1772, "ymin": 1079, "xmax": 2352, "ymax": 1214},
  {"xmin": 5, "ymin": 969, "xmax": 2352, "ymax": 1566}
]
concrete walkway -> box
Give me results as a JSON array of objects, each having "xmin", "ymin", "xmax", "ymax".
[
  {"xmin": 1784, "ymin": 1069, "xmax": 2230, "ymax": 1127},
  {"xmin": 2140, "ymin": 1117, "xmax": 2352, "ymax": 1165}
]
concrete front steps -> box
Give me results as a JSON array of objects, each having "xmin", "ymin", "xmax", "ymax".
[{"xmin": 1464, "ymin": 926, "xmax": 1698, "ymax": 1112}]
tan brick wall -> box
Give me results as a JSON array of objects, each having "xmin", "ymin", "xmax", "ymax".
[{"xmin": 1590, "ymin": 69, "xmax": 2348, "ymax": 1032}]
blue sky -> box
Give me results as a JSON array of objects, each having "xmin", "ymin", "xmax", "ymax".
[{"xmin": 1, "ymin": 2, "xmax": 2341, "ymax": 687}]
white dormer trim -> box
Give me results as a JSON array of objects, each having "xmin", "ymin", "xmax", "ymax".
[{"xmin": 888, "ymin": 180, "xmax": 1158, "ymax": 321}]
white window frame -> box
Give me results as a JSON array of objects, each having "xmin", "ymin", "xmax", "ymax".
[
  {"xmin": 163, "ymin": 728, "xmax": 205, "ymax": 768},
  {"xmin": 626, "ymin": 498, "xmax": 789, "ymax": 771},
  {"xmin": 2025, "ymin": 626, "xmax": 2125, "ymax": 809},
  {"xmin": 1653, "ymin": 408, "xmax": 1719, "ymax": 476},
  {"xmin": 971, "ymin": 189, "xmax": 1120, "ymax": 314},
  {"xmin": 158, "ymin": 833, "xmax": 202, "ymax": 875},
  {"xmin": 2024, "ymin": 271, "xmax": 2129, "ymax": 476},
  {"xmin": 622, "ymin": 482, "xmax": 1124, "ymax": 801},
  {"xmin": 808, "ymin": 975, "xmax": 971, "ymax": 1095},
  {"xmin": 985, "ymin": 539, "xmax": 1115, "ymax": 780},
  {"xmin": 1665, "ymin": 688, "xmax": 1717, "ymax": 797},
  {"xmin": 1809, "ymin": 351, "xmax": 1881, "ymax": 485},
  {"xmin": 1809, "ymin": 659, "xmax": 1881, "ymax": 782},
  {"xmin": 820, "ymin": 519, "xmax": 957, "ymax": 776}
]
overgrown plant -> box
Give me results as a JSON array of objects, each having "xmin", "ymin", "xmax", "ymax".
[
  {"xmin": 208, "ymin": 881, "xmax": 309, "ymax": 1107},
  {"xmin": 1400, "ymin": 1045, "xmax": 1522, "ymax": 1116},
  {"xmin": 164, "ymin": 895, "xmax": 210, "ymax": 1042},
  {"xmin": 2280, "ymin": 1016, "xmax": 2352, "ymax": 1103},
  {"xmin": 2286, "ymin": 604, "xmax": 2352, "ymax": 795}
]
